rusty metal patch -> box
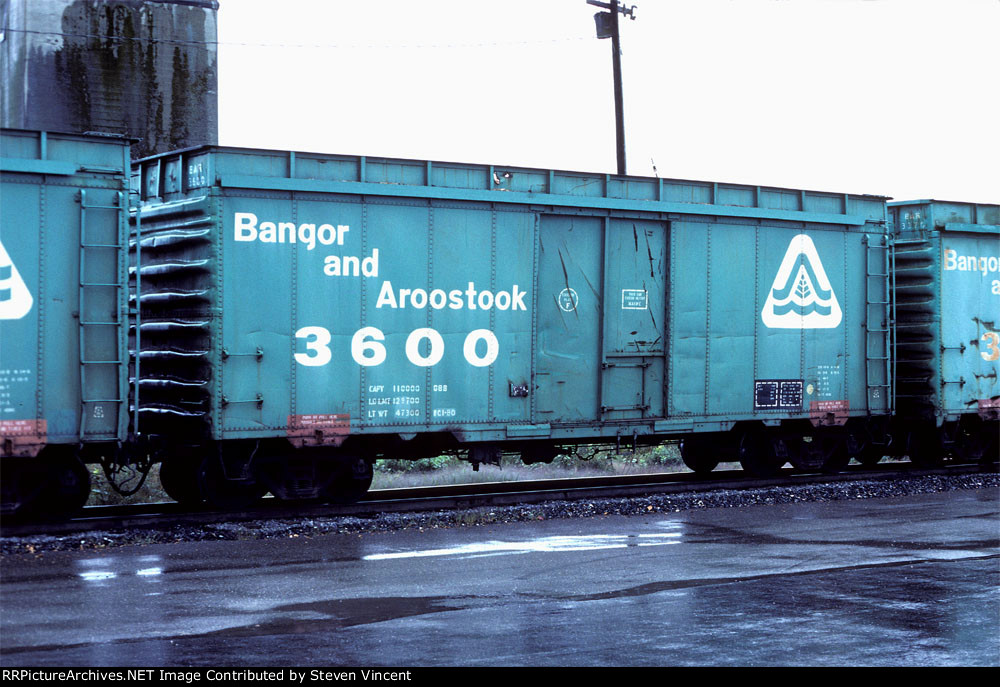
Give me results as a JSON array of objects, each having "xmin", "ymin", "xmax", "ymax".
[
  {"xmin": 0, "ymin": 419, "xmax": 47, "ymax": 457},
  {"xmin": 977, "ymin": 398, "xmax": 1000, "ymax": 421},
  {"xmin": 286, "ymin": 414, "xmax": 350, "ymax": 448},
  {"xmin": 810, "ymin": 400, "xmax": 850, "ymax": 427}
]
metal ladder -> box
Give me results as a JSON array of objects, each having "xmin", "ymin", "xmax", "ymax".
[
  {"xmin": 77, "ymin": 189, "xmax": 127, "ymax": 441},
  {"xmin": 863, "ymin": 233, "xmax": 893, "ymax": 414}
]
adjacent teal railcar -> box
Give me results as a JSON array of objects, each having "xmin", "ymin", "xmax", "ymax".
[
  {"xmin": 0, "ymin": 129, "xmax": 131, "ymax": 514},
  {"xmin": 130, "ymin": 144, "xmax": 892, "ymax": 504},
  {"xmin": 888, "ymin": 200, "xmax": 1000, "ymax": 463}
]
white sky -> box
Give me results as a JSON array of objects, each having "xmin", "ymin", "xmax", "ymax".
[{"xmin": 218, "ymin": 0, "xmax": 1000, "ymax": 204}]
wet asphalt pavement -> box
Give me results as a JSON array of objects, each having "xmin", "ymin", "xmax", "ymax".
[{"xmin": 1, "ymin": 487, "xmax": 997, "ymax": 667}]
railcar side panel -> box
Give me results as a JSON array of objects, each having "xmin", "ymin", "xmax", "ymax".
[
  {"xmin": 668, "ymin": 220, "xmax": 710, "ymax": 417},
  {"xmin": 600, "ymin": 218, "xmax": 667, "ymax": 421},
  {"xmin": 667, "ymin": 222, "xmax": 886, "ymax": 425},
  {"xmin": 1, "ymin": 129, "xmax": 129, "ymax": 457},
  {"xmin": 890, "ymin": 200, "xmax": 1000, "ymax": 426},
  {"xmin": 939, "ymin": 231, "xmax": 1000, "ymax": 417},
  {"xmin": 704, "ymin": 221, "xmax": 758, "ymax": 417},
  {"xmin": 890, "ymin": 201, "xmax": 1000, "ymax": 423},
  {"xmin": 535, "ymin": 214, "xmax": 602, "ymax": 422},
  {"xmin": 214, "ymin": 194, "xmax": 541, "ymax": 441},
  {"xmin": 0, "ymin": 180, "xmax": 44, "ymax": 453},
  {"xmin": 133, "ymin": 145, "xmax": 890, "ymax": 453}
]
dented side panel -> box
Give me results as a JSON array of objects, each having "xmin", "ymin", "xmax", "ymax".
[
  {"xmin": 131, "ymin": 144, "xmax": 892, "ymax": 444},
  {"xmin": 940, "ymin": 232, "xmax": 1000, "ymax": 417}
]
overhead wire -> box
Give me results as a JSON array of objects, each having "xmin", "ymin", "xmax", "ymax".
[{"xmin": 0, "ymin": 27, "xmax": 592, "ymax": 50}]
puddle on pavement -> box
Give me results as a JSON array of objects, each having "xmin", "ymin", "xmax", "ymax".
[{"xmin": 364, "ymin": 528, "xmax": 685, "ymax": 561}]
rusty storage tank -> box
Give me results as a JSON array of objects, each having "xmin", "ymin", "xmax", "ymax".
[
  {"xmin": 888, "ymin": 199, "xmax": 1000, "ymax": 464},
  {"xmin": 1, "ymin": 128, "xmax": 131, "ymax": 515},
  {"xmin": 1, "ymin": 0, "xmax": 218, "ymax": 158},
  {"xmin": 130, "ymin": 144, "xmax": 891, "ymax": 505}
]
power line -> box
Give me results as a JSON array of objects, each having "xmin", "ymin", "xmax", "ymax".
[{"xmin": 0, "ymin": 26, "xmax": 592, "ymax": 51}]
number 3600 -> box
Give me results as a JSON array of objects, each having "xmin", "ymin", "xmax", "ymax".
[{"xmin": 295, "ymin": 326, "xmax": 499, "ymax": 368}]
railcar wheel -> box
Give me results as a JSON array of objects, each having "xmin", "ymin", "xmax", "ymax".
[
  {"xmin": 785, "ymin": 433, "xmax": 848, "ymax": 473},
  {"xmin": 786, "ymin": 437, "xmax": 819, "ymax": 472},
  {"xmin": 857, "ymin": 445, "xmax": 884, "ymax": 468},
  {"xmin": 908, "ymin": 430, "xmax": 944, "ymax": 467},
  {"xmin": 821, "ymin": 444, "xmax": 851, "ymax": 473},
  {"xmin": 680, "ymin": 436, "xmax": 720, "ymax": 475},
  {"xmin": 981, "ymin": 423, "xmax": 999, "ymax": 467},
  {"xmin": 738, "ymin": 430, "xmax": 784, "ymax": 477},
  {"xmin": 158, "ymin": 456, "xmax": 203, "ymax": 505},
  {"xmin": 320, "ymin": 455, "xmax": 374, "ymax": 504},
  {"xmin": 197, "ymin": 452, "xmax": 267, "ymax": 509},
  {"xmin": 36, "ymin": 450, "xmax": 91, "ymax": 518},
  {"xmin": 952, "ymin": 434, "xmax": 984, "ymax": 464},
  {"xmin": 0, "ymin": 459, "xmax": 45, "ymax": 517},
  {"xmin": 950, "ymin": 419, "xmax": 988, "ymax": 465}
]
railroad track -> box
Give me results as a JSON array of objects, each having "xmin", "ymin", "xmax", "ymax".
[{"xmin": 3, "ymin": 461, "xmax": 994, "ymax": 539}]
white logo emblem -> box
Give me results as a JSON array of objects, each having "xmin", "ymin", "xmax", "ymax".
[
  {"xmin": 0, "ymin": 238, "xmax": 34, "ymax": 320},
  {"xmin": 557, "ymin": 288, "xmax": 578, "ymax": 312},
  {"xmin": 761, "ymin": 234, "xmax": 842, "ymax": 329}
]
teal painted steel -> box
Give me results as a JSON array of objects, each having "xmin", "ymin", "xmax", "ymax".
[
  {"xmin": 889, "ymin": 200, "xmax": 1000, "ymax": 424},
  {"xmin": 0, "ymin": 129, "xmax": 130, "ymax": 456},
  {"xmin": 140, "ymin": 145, "xmax": 886, "ymax": 225},
  {"xmin": 132, "ymin": 144, "xmax": 891, "ymax": 447},
  {"xmin": 217, "ymin": 174, "xmax": 874, "ymax": 227},
  {"xmin": 669, "ymin": 222, "xmax": 887, "ymax": 424},
  {"xmin": 535, "ymin": 215, "xmax": 603, "ymax": 421},
  {"xmin": 0, "ymin": 158, "xmax": 77, "ymax": 176}
]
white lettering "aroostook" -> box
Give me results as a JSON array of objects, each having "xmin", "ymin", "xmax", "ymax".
[{"xmin": 375, "ymin": 281, "xmax": 527, "ymax": 311}]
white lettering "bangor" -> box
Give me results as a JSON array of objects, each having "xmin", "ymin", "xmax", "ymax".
[
  {"xmin": 943, "ymin": 248, "xmax": 1000, "ymax": 276},
  {"xmin": 234, "ymin": 212, "xmax": 348, "ymax": 251}
]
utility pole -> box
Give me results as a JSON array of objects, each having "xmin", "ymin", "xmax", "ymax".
[{"xmin": 587, "ymin": 1, "xmax": 636, "ymax": 176}]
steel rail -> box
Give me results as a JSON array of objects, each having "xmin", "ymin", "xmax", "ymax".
[{"xmin": 1, "ymin": 462, "xmax": 993, "ymax": 539}]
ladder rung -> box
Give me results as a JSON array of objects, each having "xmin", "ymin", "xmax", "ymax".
[
  {"xmin": 81, "ymin": 320, "xmax": 119, "ymax": 325},
  {"xmin": 81, "ymin": 204, "xmax": 123, "ymax": 210},
  {"xmin": 81, "ymin": 242, "xmax": 123, "ymax": 248},
  {"xmin": 81, "ymin": 359, "xmax": 123, "ymax": 364},
  {"xmin": 80, "ymin": 282, "xmax": 123, "ymax": 287},
  {"xmin": 83, "ymin": 398, "xmax": 123, "ymax": 403}
]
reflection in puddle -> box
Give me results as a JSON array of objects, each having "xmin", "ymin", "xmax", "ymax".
[
  {"xmin": 78, "ymin": 571, "xmax": 117, "ymax": 581},
  {"xmin": 76, "ymin": 555, "xmax": 164, "ymax": 582},
  {"xmin": 364, "ymin": 533, "xmax": 683, "ymax": 561}
]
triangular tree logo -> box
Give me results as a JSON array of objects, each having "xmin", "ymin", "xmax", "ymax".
[
  {"xmin": 0, "ymin": 238, "xmax": 34, "ymax": 320},
  {"xmin": 761, "ymin": 234, "xmax": 841, "ymax": 329}
]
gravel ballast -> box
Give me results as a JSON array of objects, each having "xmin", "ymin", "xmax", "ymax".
[{"xmin": 2, "ymin": 471, "xmax": 997, "ymax": 555}]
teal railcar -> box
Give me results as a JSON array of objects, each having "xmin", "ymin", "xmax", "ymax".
[
  {"xmin": 889, "ymin": 200, "xmax": 1000, "ymax": 463},
  {"xmin": 0, "ymin": 129, "xmax": 131, "ymax": 514},
  {"xmin": 131, "ymin": 144, "xmax": 891, "ymax": 503}
]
